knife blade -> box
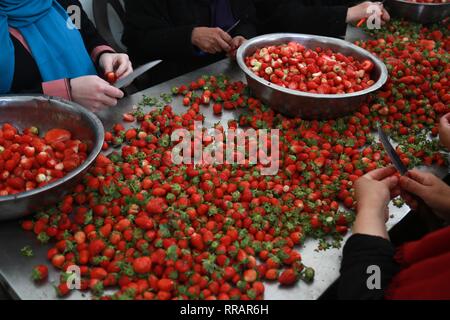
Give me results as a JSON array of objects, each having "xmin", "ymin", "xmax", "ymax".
[
  {"xmin": 226, "ymin": 20, "xmax": 241, "ymax": 34},
  {"xmin": 378, "ymin": 126, "xmax": 408, "ymax": 175},
  {"xmin": 113, "ymin": 60, "xmax": 162, "ymax": 89}
]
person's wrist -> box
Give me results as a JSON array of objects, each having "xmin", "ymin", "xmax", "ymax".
[
  {"xmin": 357, "ymin": 200, "xmax": 388, "ymax": 217},
  {"xmin": 353, "ymin": 211, "xmax": 389, "ymax": 239}
]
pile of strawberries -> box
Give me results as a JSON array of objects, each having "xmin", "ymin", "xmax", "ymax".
[
  {"xmin": 21, "ymin": 20, "xmax": 449, "ymax": 300},
  {"xmin": 0, "ymin": 125, "xmax": 87, "ymax": 196}
]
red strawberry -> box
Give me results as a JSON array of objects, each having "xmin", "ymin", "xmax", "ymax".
[
  {"xmin": 32, "ymin": 265, "xmax": 48, "ymax": 282},
  {"xmin": 278, "ymin": 269, "xmax": 298, "ymax": 286}
]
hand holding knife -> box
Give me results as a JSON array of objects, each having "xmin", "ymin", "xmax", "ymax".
[
  {"xmin": 356, "ymin": 0, "xmax": 386, "ymax": 28},
  {"xmin": 378, "ymin": 126, "xmax": 444, "ymax": 231},
  {"xmin": 104, "ymin": 60, "xmax": 162, "ymax": 90}
]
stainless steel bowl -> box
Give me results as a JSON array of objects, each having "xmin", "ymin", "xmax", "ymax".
[
  {"xmin": 237, "ymin": 33, "xmax": 388, "ymax": 119},
  {"xmin": 386, "ymin": 0, "xmax": 450, "ymax": 24},
  {"xmin": 0, "ymin": 95, "xmax": 104, "ymax": 221}
]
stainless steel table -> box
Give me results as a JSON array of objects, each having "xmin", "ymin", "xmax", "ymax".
[{"xmin": 0, "ymin": 27, "xmax": 440, "ymax": 300}]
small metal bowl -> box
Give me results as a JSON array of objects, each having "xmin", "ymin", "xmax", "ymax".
[
  {"xmin": 0, "ymin": 95, "xmax": 104, "ymax": 221},
  {"xmin": 386, "ymin": 0, "xmax": 450, "ymax": 24},
  {"xmin": 237, "ymin": 33, "xmax": 388, "ymax": 119}
]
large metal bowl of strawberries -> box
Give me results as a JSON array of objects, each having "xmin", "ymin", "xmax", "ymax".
[
  {"xmin": 237, "ymin": 33, "xmax": 388, "ymax": 120},
  {"xmin": 386, "ymin": 0, "xmax": 450, "ymax": 24},
  {"xmin": 0, "ymin": 95, "xmax": 104, "ymax": 221}
]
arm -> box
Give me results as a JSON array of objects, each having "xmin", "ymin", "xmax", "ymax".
[
  {"xmin": 57, "ymin": 0, "xmax": 115, "ymax": 61},
  {"xmin": 9, "ymin": 10, "xmax": 124, "ymax": 109},
  {"xmin": 9, "ymin": 28, "xmax": 73, "ymax": 99},
  {"xmin": 255, "ymin": 0, "xmax": 349, "ymax": 37},
  {"xmin": 339, "ymin": 234, "xmax": 399, "ymax": 300},
  {"xmin": 338, "ymin": 167, "xmax": 401, "ymax": 299},
  {"xmin": 58, "ymin": 0, "xmax": 132, "ymax": 80},
  {"xmin": 231, "ymin": 0, "xmax": 257, "ymax": 39},
  {"xmin": 286, "ymin": 5, "xmax": 349, "ymax": 38},
  {"xmin": 123, "ymin": 0, "xmax": 197, "ymax": 61}
]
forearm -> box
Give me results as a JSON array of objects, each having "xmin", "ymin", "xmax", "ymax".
[
  {"xmin": 123, "ymin": 0, "xmax": 198, "ymax": 61},
  {"xmin": 126, "ymin": 26, "xmax": 196, "ymax": 61},
  {"xmin": 60, "ymin": 0, "xmax": 105, "ymax": 46},
  {"xmin": 261, "ymin": 4, "xmax": 349, "ymax": 37},
  {"xmin": 58, "ymin": 0, "xmax": 114, "ymax": 63},
  {"xmin": 353, "ymin": 210, "xmax": 389, "ymax": 240}
]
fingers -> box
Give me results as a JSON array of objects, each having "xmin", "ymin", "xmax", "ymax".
[
  {"xmin": 231, "ymin": 36, "xmax": 246, "ymax": 50},
  {"xmin": 97, "ymin": 94, "xmax": 119, "ymax": 108},
  {"xmin": 115, "ymin": 56, "xmax": 132, "ymax": 78},
  {"xmin": 381, "ymin": 175, "xmax": 399, "ymax": 191},
  {"xmin": 444, "ymin": 113, "xmax": 450, "ymax": 122},
  {"xmin": 406, "ymin": 169, "xmax": 432, "ymax": 185},
  {"xmin": 103, "ymin": 84, "xmax": 124, "ymax": 99},
  {"xmin": 101, "ymin": 55, "xmax": 114, "ymax": 73},
  {"xmin": 218, "ymin": 28, "xmax": 232, "ymax": 44},
  {"xmin": 391, "ymin": 186, "xmax": 401, "ymax": 199},
  {"xmin": 440, "ymin": 113, "xmax": 450, "ymax": 127},
  {"xmin": 123, "ymin": 63, "xmax": 134, "ymax": 80},
  {"xmin": 217, "ymin": 37, "xmax": 231, "ymax": 52},
  {"xmin": 205, "ymin": 42, "xmax": 221, "ymax": 54},
  {"xmin": 399, "ymin": 175, "xmax": 427, "ymax": 199},
  {"xmin": 365, "ymin": 166, "xmax": 397, "ymax": 181}
]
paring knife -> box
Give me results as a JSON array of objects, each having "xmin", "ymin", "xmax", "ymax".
[
  {"xmin": 378, "ymin": 126, "xmax": 443, "ymax": 231},
  {"xmin": 378, "ymin": 126, "xmax": 408, "ymax": 176},
  {"xmin": 114, "ymin": 60, "xmax": 162, "ymax": 89},
  {"xmin": 226, "ymin": 19, "xmax": 241, "ymax": 34}
]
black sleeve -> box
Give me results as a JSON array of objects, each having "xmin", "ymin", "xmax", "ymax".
[
  {"xmin": 122, "ymin": 0, "xmax": 197, "ymax": 63},
  {"xmin": 57, "ymin": 0, "xmax": 111, "ymax": 54},
  {"xmin": 231, "ymin": 0, "xmax": 258, "ymax": 40},
  {"xmin": 338, "ymin": 234, "xmax": 399, "ymax": 300},
  {"xmin": 256, "ymin": 0, "xmax": 349, "ymax": 38}
]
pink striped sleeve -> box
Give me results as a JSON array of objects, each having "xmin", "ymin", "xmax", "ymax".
[
  {"xmin": 91, "ymin": 45, "xmax": 116, "ymax": 63},
  {"xmin": 42, "ymin": 79, "xmax": 72, "ymax": 101}
]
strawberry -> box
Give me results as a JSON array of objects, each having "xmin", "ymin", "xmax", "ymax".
[
  {"xmin": 278, "ymin": 269, "xmax": 298, "ymax": 286},
  {"xmin": 32, "ymin": 265, "xmax": 48, "ymax": 282}
]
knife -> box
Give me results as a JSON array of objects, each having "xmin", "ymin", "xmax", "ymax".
[
  {"xmin": 113, "ymin": 60, "xmax": 162, "ymax": 89},
  {"xmin": 378, "ymin": 126, "xmax": 443, "ymax": 231},
  {"xmin": 226, "ymin": 19, "xmax": 241, "ymax": 34},
  {"xmin": 378, "ymin": 126, "xmax": 408, "ymax": 176}
]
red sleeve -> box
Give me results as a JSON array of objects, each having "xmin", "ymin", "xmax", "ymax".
[
  {"xmin": 42, "ymin": 79, "xmax": 72, "ymax": 101},
  {"xmin": 91, "ymin": 45, "xmax": 116, "ymax": 64}
]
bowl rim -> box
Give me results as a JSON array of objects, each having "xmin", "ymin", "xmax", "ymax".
[
  {"xmin": 390, "ymin": 0, "xmax": 450, "ymax": 6},
  {"xmin": 0, "ymin": 95, "xmax": 104, "ymax": 204},
  {"xmin": 237, "ymin": 33, "xmax": 389, "ymax": 99}
]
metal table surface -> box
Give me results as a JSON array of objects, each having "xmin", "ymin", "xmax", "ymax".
[{"xmin": 0, "ymin": 27, "xmax": 437, "ymax": 300}]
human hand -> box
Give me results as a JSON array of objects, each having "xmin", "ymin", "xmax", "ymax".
[
  {"xmin": 70, "ymin": 76, "xmax": 124, "ymax": 112},
  {"xmin": 353, "ymin": 166, "xmax": 400, "ymax": 239},
  {"xmin": 228, "ymin": 36, "xmax": 246, "ymax": 60},
  {"xmin": 355, "ymin": 166, "xmax": 400, "ymax": 221},
  {"xmin": 399, "ymin": 170, "xmax": 450, "ymax": 222},
  {"xmin": 346, "ymin": 1, "xmax": 390, "ymax": 25},
  {"xmin": 439, "ymin": 113, "xmax": 450, "ymax": 151},
  {"xmin": 98, "ymin": 53, "xmax": 133, "ymax": 80},
  {"xmin": 192, "ymin": 27, "xmax": 232, "ymax": 54}
]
